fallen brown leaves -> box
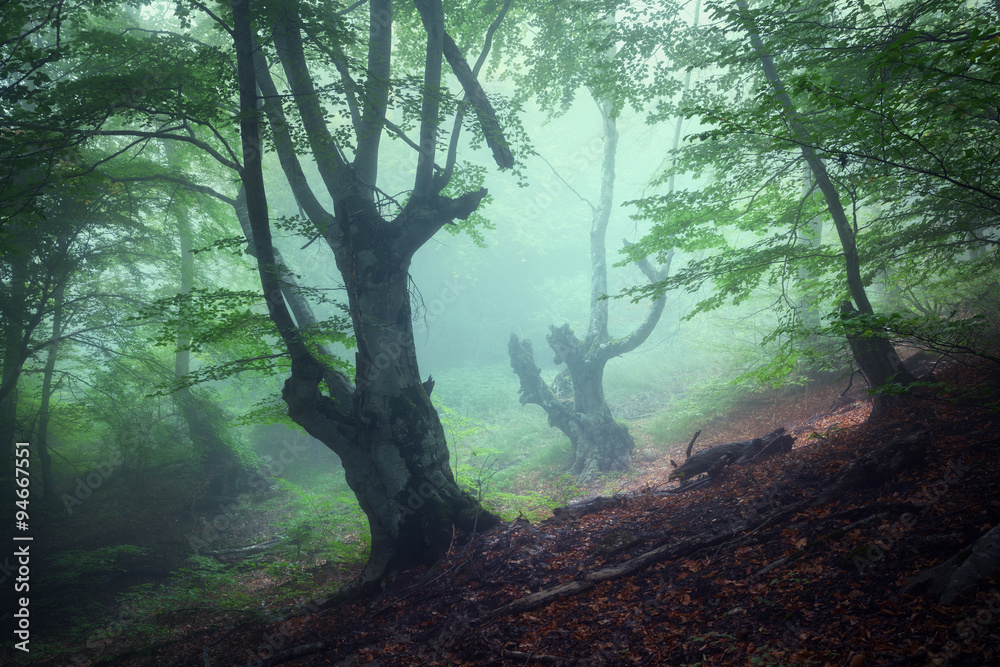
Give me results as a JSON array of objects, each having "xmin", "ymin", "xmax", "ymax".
[{"xmin": 57, "ymin": 365, "xmax": 1000, "ymax": 666}]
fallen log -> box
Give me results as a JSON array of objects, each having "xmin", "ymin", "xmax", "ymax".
[
  {"xmin": 668, "ymin": 427, "xmax": 794, "ymax": 481},
  {"xmin": 549, "ymin": 495, "xmax": 622, "ymax": 522}
]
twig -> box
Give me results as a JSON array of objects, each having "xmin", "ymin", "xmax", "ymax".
[
  {"xmin": 482, "ymin": 499, "xmax": 811, "ymax": 620},
  {"xmin": 686, "ymin": 430, "xmax": 702, "ymax": 459},
  {"xmin": 502, "ymin": 650, "xmax": 564, "ymax": 663}
]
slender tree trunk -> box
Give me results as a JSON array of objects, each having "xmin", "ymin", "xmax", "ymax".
[
  {"xmin": 796, "ymin": 165, "xmax": 824, "ymax": 332},
  {"xmin": 36, "ymin": 281, "xmax": 64, "ymax": 508},
  {"xmin": 738, "ymin": 0, "xmax": 914, "ymax": 417},
  {"xmin": 509, "ymin": 97, "xmax": 670, "ymax": 480},
  {"xmin": 795, "ymin": 165, "xmax": 830, "ymax": 379},
  {"xmin": 172, "ymin": 208, "xmax": 247, "ymax": 496},
  {"xmin": 0, "ymin": 246, "xmax": 28, "ymax": 516},
  {"xmin": 230, "ymin": 0, "xmax": 499, "ymax": 600}
]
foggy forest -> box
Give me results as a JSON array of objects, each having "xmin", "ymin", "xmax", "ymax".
[{"xmin": 2, "ymin": 0, "xmax": 999, "ymax": 664}]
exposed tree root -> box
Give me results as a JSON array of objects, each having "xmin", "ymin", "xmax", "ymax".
[
  {"xmin": 811, "ymin": 429, "xmax": 931, "ymax": 506},
  {"xmin": 902, "ymin": 522, "xmax": 1000, "ymax": 604}
]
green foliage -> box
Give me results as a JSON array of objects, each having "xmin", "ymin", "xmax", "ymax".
[
  {"xmin": 438, "ymin": 162, "xmax": 496, "ymax": 247},
  {"xmin": 272, "ymin": 476, "xmax": 370, "ymax": 564},
  {"xmin": 118, "ymin": 555, "xmax": 248, "ymax": 619},
  {"xmin": 615, "ymin": 0, "xmax": 1000, "ymax": 391},
  {"xmin": 648, "ymin": 378, "xmax": 747, "ymax": 446},
  {"xmin": 134, "ymin": 285, "xmax": 354, "ymax": 394},
  {"xmin": 548, "ymin": 472, "xmax": 583, "ymax": 507}
]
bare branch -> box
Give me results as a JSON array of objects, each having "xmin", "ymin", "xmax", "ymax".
[
  {"xmin": 112, "ymin": 174, "xmax": 236, "ymax": 206},
  {"xmin": 441, "ymin": 31, "xmax": 514, "ymax": 171}
]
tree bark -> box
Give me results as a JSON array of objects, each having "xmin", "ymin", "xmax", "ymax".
[
  {"xmin": 173, "ymin": 204, "xmax": 248, "ymax": 496},
  {"xmin": 230, "ymin": 0, "xmax": 501, "ymax": 599}
]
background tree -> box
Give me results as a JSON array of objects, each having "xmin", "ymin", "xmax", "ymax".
[
  {"xmin": 507, "ymin": 0, "xmax": 679, "ymax": 479},
  {"xmin": 0, "ymin": 170, "xmax": 163, "ymax": 504}
]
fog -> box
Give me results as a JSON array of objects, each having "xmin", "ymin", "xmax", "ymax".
[{"xmin": 3, "ymin": 0, "xmax": 997, "ymax": 656}]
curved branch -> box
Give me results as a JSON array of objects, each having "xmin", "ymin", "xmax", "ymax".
[
  {"xmin": 309, "ymin": 35, "xmax": 363, "ymax": 135},
  {"xmin": 252, "ymin": 44, "xmax": 345, "ymax": 254},
  {"xmin": 603, "ymin": 245, "xmax": 672, "ymax": 360},
  {"xmin": 86, "ymin": 129, "xmax": 241, "ymax": 172},
  {"xmin": 272, "ymin": 3, "xmax": 354, "ymax": 202},
  {"xmin": 398, "ymin": 188, "xmax": 487, "ymax": 258},
  {"xmin": 112, "ymin": 174, "xmax": 235, "ymax": 206},
  {"xmin": 508, "ymin": 334, "xmax": 580, "ymax": 434}
]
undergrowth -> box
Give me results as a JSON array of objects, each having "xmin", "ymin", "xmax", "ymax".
[{"xmin": 36, "ymin": 358, "xmax": 768, "ymax": 660}]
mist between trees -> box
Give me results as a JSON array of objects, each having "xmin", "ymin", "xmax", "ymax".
[{"xmin": 1, "ymin": 0, "xmax": 998, "ymax": 655}]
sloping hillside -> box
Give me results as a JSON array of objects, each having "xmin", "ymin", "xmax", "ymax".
[{"xmin": 36, "ymin": 362, "xmax": 1000, "ymax": 666}]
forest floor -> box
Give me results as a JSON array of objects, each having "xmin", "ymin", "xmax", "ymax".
[{"xmin": 28, "ymin": 360, "xmax": 1000, "ymax": 667}]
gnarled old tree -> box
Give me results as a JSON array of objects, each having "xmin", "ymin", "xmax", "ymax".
[
  {"xmin": 508, "ymin": 7, "xmax": 671, "ymax": 480},
  {"xmin": 228, "ymin": 0, "xmax": 512, "ymax": 597}
]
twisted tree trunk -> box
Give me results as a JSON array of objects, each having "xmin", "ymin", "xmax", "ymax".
[
  {"xmin": 230, "ymin": 0, "xmax": 505, "ymax": 599},
  {"xmin": 508, "ymin": 97, "xmax": 669, "ymax": 480}
]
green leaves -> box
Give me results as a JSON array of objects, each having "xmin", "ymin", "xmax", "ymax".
[{"xmin": 610, "ymin": 0, "xmax": 1000, "ymax": 389}]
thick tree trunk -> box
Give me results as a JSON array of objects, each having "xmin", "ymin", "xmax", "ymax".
[
  {"xmin": 230, "ymin": 0, "xmax": 500, "ymax": 600},
  {"xmin": 509, "ymin": 330, "xmax": 634, "ymax": 481},
  {"xmin": 839, "ymin": 301, "xmax": 912, "ymax": 417},
  {"xmin": 550, "ymin": 324, "xmax": 635, "ymax": 478}
]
